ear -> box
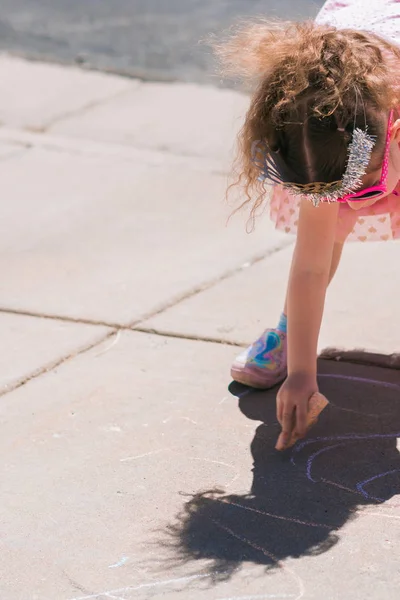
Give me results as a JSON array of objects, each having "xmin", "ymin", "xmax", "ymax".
[{"xmin": 390, "ymin": 119, "xmax": 400, "ymax": 143}]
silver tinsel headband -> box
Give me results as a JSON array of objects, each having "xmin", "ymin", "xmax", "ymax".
[{"xmin": 252, "ymin": 127, "xmax": 376, "ymax": 207}]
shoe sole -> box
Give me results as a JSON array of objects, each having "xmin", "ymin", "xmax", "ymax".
[{"xmin": 231, "ymin": 364, "xmax": 287, "ymax": 390}]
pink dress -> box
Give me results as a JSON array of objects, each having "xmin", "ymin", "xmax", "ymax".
[{"xmin": 270, "ymin": 0, "xmax": 400, "ymax": 242}]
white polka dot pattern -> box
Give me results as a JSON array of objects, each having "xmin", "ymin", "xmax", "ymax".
[
  {"xmin": 270, "ymin": 184, "xmax": 400, "ymax": 243},
  {"xmin": 316, "ymin": 0, "xmax": 400, "ymax": 46}
]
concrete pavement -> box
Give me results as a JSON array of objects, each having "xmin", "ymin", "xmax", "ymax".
[{"xmin": 0, "ymin": 56, "xmax": 400, "ymax": 599}]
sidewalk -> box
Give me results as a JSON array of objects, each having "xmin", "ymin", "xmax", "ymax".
[{"xmin": 1, "ymin": 55, "xmax": 399, "ymax": 600}]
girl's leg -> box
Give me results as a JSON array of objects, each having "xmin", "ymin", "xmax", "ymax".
[{"xmin": 231, "ymin": 241, "xmax": 344, "ymax": 388}]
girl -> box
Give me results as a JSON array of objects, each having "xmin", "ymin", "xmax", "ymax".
[{"xmin": 219, "ymin": 0, "xmax": 400, "ymax": 449}]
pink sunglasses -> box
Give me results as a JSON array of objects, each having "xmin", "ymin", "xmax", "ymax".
[{"xmin": 337, "ymin": 110, "xmax": 394, "ymax": 203}]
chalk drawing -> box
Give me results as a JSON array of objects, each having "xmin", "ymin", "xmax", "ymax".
[
  {"xmin": 69, "ymin": 571, "xmax": 227, "ymax": 600},
  {"xmin": 212, "ymin": 518, "xmax": 305, "ymax": 600},
  {"xmin": 120, "ymin": 448, "xmax": 168, "ymax": 462},
  {"xmin": 321, "ymin": 401, "xmax": 380, "ymax": 418},
  {"xmin": 217, "ymin": 594, "xmax": 296, "ymax": 599},
  {"xmin": 93, "ymin": 330, "xmax": 121, "ymax": 357},
  {"xmin": 356, "ymin": 470, "xmax": 400, "ymax": 502},
  {"xmin": 181, "ymin": 455, "xmax": 241, "ymax": 489},
  {"xmin": 290, "ymin": 369, "xmax": 400, "ymax": 497},
  {"xmin": 184, "ymin": 456, "xmax": 237, "ymax": 470},
  {"xmin": 319, "ymin": 373, "xmax": 400, "ymax": 392},
  {"xmin": 101, "ymin": 425, "xmax": 122, "ymax": 433},
  {"xmin": 290, "ymin": 432, "xmax": 400, "ymax": 505},
  {"xmin": 216, "ymin": 498, "xmax": 332, "ymax": 530},
  {"xmin": 320, "ymin": 478, "xmax": 365, "ymax": 497},
  {"xmin": 291, "ymin": 432, "xmax": 400, "ymax": 464},
  {"xmin": 361, "ymin": 511, "xmax": 400, "ymax": 520},
  {"xmin": 163, "ymin": 416, "xmax": 198, "ymax": 424},
  {"xmin": 78, "ymin": 371, "xmax": 399, "ymax": 600},
  {"xmin": 225, "ymin": 471, "xmax": 241, "ymax": 490},
  {"xmin": 233, "ymin": 388, "xmax": 254, "ymax": 399},
  {"xmin": 219, "ymin": 396, "xmax": 230, "ymax": 405},
  {"xmin": 306, "ymin": 443, "xmax": 348, "ymax": 482},
  {"xmin": 108, "ymin": 556, "xmax": 129, "ymax": 569}
]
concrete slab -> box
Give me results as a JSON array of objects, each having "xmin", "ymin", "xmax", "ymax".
[
  {"xmin": 0, "ymin": 55, "xmax": 136, "ymax": 130},
  {"xmin": 1, "ymin": 331, "xmax": 399, "ymax": 599},
  {"xmin": 0, "ymin": 126, "xmax": 221, "ymax": 171},
  {"xmin": 0, "ymin": 141, "xmax": 27, "ymax": 160},
  {"xmin": 0, "ymin": 311, "xmax": 109, "ymax": 393},
  {"xmin": 50, "ymin": 82, "xmax": 250, "ymax": 166},
  {"xmin": 141, "ymin": 240, "xmax": 400, "ymax": 354},
  {"xmin": 140, "ymin": 242, "xmax": 291, "ymax": 346},
  {"xmin": 0, "ymin": 145, "xmax": 285, "ymax": 324}
]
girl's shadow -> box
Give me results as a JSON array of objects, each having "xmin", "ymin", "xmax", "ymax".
[{"xmin": 170, "ymin": 351, "xmax": 400, "ymax": 577}]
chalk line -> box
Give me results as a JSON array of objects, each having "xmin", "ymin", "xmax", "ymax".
[
  {"xmin": 356, "ymin": 469, "xmax": 400, "ymax": 502},
  {"xmin": 291, "ymin": 432, "xmax": 400, "ymax": 465},
  {"xmin": 232, "ymin": 388, "xmax": 254, "ymax": 399},
  {"xmin": 212, "ymin": 519, "xmax": 305, "ymax": 600},
  {"xmin": 225, "ymin": 471, "xmax": 241, "ymax": 489},
  {"xmin": 163, "ymin": 416, "xmax": 198, "ymax": 424},
  {"xmin": 93, "ymin": 330, "xmax": 121, "ymax": 357},
  {"xmin": 321, "ymin": 478, "xmax": 365, "ymax": 497},
  {"xmin": 181, "ymin": 455, "xmax": 239, "ymax": 475},
  {"xmin": 108, "ymin": 556, "xmax": 129, "ymax": 569},
  {"xmin": 306, "ymin": 443, "xmax": 348, "ymax": 482},
  {"xmin": 361, "ymin": 511, "xmax": 400, "ymax": 520},
  {"xmin": 319, "ymin": 373, "xmax": 400, "ymax": 392},
  {"xmin": 120, "ymin": 448, "xmax": 168, "ymax": 462},
  {"xmin": 69, "ymin": 571, "xmax": 224, "ymax": 600},
  {"xmin": 216, "ymin": 594, "xmax": 296, "ymax": 600},
  {"xmin": 216, "ymin": 498, "xmax": 332, "ymax": 530}
]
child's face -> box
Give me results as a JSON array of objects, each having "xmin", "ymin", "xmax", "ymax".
[{"xmin": 347, "ymin": 117, "xmax": 400, "ymax": 211}]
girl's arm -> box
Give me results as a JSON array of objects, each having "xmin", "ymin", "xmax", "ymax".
[
  {"xmin": 288, "ymin": 199, "xmax": 339, "ymax": 375},
  {"xmin": 276, "ymin": 198, "xmax": 339, "ymax": 448}
]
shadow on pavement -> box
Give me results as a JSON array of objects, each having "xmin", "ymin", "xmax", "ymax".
[{"xmin": 169, "ymin": 351, "xmax": 400, "ymax": 578}]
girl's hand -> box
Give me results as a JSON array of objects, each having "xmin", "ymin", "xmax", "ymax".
[{"xmin": 275, "ymin": 372, "xmax": 318, "ymax": 450}]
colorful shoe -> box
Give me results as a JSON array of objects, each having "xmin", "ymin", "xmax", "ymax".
[{"xmin": 231, "ymin": 328, "xmax": 287, "ymax": 389}]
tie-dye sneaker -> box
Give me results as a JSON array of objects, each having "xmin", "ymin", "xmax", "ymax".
[{"xmin": 231, "ymin": 328, "xmax": 287, "ymax": 389}]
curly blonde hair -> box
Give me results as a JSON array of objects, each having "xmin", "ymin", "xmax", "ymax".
[{"xmin": 214, "ymin": 20, "xmax": 400, "ymax": 223}]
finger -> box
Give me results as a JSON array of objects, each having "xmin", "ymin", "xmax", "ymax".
[
  {"xmin": 294, "ymin": 403, "xmax": 308, "ymax": 438},
  {"xmin": 276, "ymin": 396, "xmax": 283, "ymax": 426},
  {"xmin": 275, "ymin": 431, "xmax": 289, "ymax": 451},
  {"xmin": 279, "ymin": 408, "xmax": 295, "ymax": 448}
]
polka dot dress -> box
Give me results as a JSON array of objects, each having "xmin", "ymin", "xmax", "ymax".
[
  {"xmin": 316, "ymin": 0, "xmax": 400, "ymax": 46},
  {"xmin": 270, "ymin": 184, "xmax": 400, "ymax": 243}
]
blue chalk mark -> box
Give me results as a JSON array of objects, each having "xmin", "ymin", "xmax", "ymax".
[
  {"xmin": 286, "ymin": 373, "xmax": 400, "ymax": 498},
  {"xmin": 306, "ymin": 443, "xmax": 348, "ymax": 482},
  {"xmin": 108, "ymin": 556, "xmax": 129, "ymax": 569},
  {"xmin": 356, "ymin": 470, "xmax": 400, "ymax": 502},
  {"xmin": 319, "ymin": 373, "xmax": 400, "ymax": 392},
  {"xmin": 291, "ymin": 432, "xmax": 400, "ymax": 466}
]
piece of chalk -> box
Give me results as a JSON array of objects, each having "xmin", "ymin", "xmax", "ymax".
[{"xmin": 275, "ymin": 392, "xmax": 329, "ymax": 451}]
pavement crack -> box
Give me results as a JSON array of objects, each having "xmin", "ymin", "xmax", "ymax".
[
  {"xmin": 42, "ymin": 83, "xmax": 140, "ymax": 131},
  {"xmin": 0, "ymin": 306, "xmax": 121, "ymax": 328},
  {"xmin": 0, "ymin": 243, "xmax": 291, "ymax": 358},
  {"xmin": 0, "ymin": 126, "xmax": 225, "ymax": 172},
  {"xmin": 133, "ymin": 326, "xmax": 245, "ymax": 347},
  {"xmin": 0, "ymin": 304, "xmax": 245, "ymax": 349},
  {"xmin": 131, "ymin": 240, "xmax": 293, "ymax": 327},
  {"xmin": 0, "ymin": 146, "xmax": 30, "ymax": 162},
  {"xmin": 0, "ymin": 329, "xmax": 117, "ymax": 398}
]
